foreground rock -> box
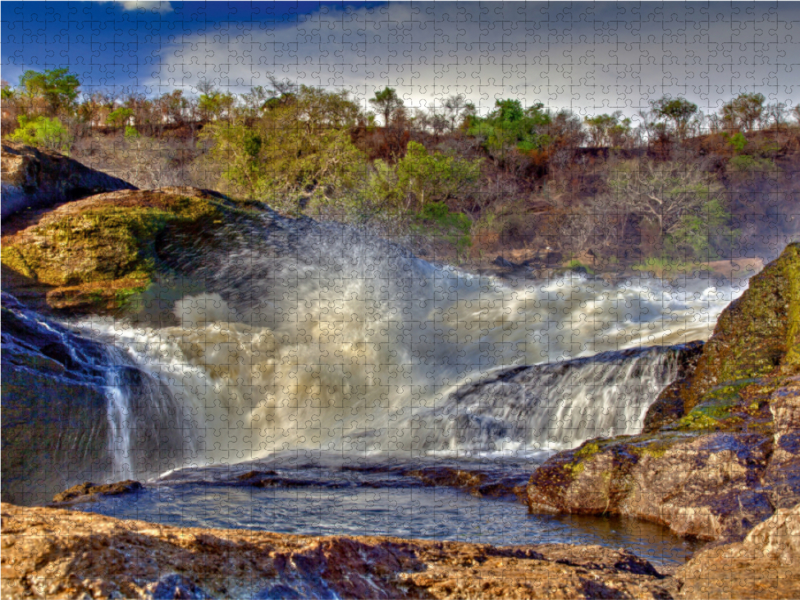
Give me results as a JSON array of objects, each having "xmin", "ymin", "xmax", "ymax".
[
  {"xmin": 526, "ymin": 243, "xmax": 800, "ymax": 542},
  {"xmin": 0, "ymin": 502, "xmax": 677, "ymax": 600},
  {"xmin": 675, "ymin": 502, "xmax": 800, "ymax": 599},
  {"xmin": 1, "ymin": 142, "xmax": 135, "ymax": 220},
  {"xmin": 50, "ymin": 480, "xmax": 143, "ymax": 506}
]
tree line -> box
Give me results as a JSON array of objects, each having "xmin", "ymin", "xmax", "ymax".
[{"xmin": 2, "ymin": 68, "xmax": 799, "ymax": 269}]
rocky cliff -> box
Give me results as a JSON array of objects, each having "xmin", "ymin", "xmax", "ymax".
[{"xmin": 526, "ymin": 243, "xmax": 800, "ymax": 543}]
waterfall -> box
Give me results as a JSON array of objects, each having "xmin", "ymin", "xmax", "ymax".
[
  {"xmin": 414, "ymin": 346, "xmax": 685, "ymax": 455},
  {"xmin": 75, "ymin": 221, "xmax": 740, "ymax": 467},
  {"xmin": 105, "ymin": 382, "xmax": 134, "ymax": 479}
]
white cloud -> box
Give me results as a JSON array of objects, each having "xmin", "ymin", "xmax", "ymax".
[
  {"xmin": 149, "ymin": 2, "xmax": 798, "ymax": 116},
  {"xmin": 116, "ymin": 1, "xmax": 173, "ymax": 15}
]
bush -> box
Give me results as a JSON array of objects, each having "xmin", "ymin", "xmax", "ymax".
[
  {"xmin": 415, "ymin": 201, "xmax": 472, "ymax": 255},
  {"xmin": 727, "ymin": 154, "xmax": 776, "ymax": 174},
  {"xmin": 7, "ymin": 115, "xmax": 72, "ymax": 152}
]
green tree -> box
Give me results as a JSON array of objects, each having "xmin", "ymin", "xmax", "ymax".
[
  {"xmin": 650, "ymin": 96, "xmax": 698, "ymax": 140},
  {"xmin": 18, "ymin": 68, "xmax": 80, "ymax": 115},
  {"xmin": 1, "ymin": 79, "xmax": 14, "ymax": 101},
  {"xmin": 369, "ymin": 87, "xmax": 404, "ymax": 127},
  {"xmin": 377, "ymin": 141, "xmax": 482, "ymax": 211},
  {"xmin": 584, "ymin": 111, "xmax": 631, "ymax": 147},
  {"xmin": 198, "ymin": 90, "xmax": 235, "ymax": 121},
  {"xmin": 721, "ymin": 93, "xmax": 765, "ymax": 133},
  {"xmin": 107, "ymin": 107, "xmax": 134, "ymax": 129},
  {"xmin": 203, "ymin": 86, "xmax": 368, "ymax": 214},
  {"xmin": 467, "ymin": 99, "xmax": 551, "ymax": 164}
]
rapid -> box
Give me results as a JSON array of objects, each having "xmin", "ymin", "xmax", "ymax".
[{"xmin": 72, "ymin": 216, "xmax": 744, "ymax": 477}]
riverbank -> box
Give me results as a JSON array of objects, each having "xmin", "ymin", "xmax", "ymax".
[{"xmin": 3, "ymin": 501, "xmax": 799, "ymax": 599}]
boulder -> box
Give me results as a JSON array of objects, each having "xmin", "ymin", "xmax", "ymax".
[
  {"xmin": 1, "ymin": 186, "xmax": 255, "ymax": 314},
  {"xmin": 1, "ymin": 294, "xmax": 192, "ymax": 506},
  {"xmin": 1, "ymin": 293, "xmax": 113, "ymax": 505},
  {"xmin": 526, "ymin": 243, "xmax": 800, "ymax": 542},
  {"xmin": 0, "ymin": 502, "xmax": 679, "ymax": 599},
  {"xmin": 676, "ymin": 502, "xmax": 800, "ymax": 599},
  {"xmin": 1, "ymin": 142, "xmax": 135, "ymax": 220},
  {"xmin": 50, "ymin": 480, "xmax": 143, "ymax": 505}
]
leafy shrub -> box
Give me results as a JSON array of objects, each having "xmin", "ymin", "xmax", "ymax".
[
  {"xmin": 727, "ymin": 154, "xmax": 776, "ymax": 174},
  {"xmin": 107, "ymin": 107, "xmax": 134, "ymax": 129},
  {"xmin": 8, "ymin": 115, "xmax": 72, "ymax": 152},
  {"xmin": 415, "ymin": 201, "xmax": 472, "ymax": 255}
]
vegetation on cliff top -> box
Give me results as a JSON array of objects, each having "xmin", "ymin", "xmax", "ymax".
[{"xmin": 3, "ymin": 69, "xmax": 799, "ymax": 268}]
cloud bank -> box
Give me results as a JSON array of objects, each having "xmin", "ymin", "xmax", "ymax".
[{"xmin": 148, "ymin": 2, "xmax": 800, "ymax": 116}]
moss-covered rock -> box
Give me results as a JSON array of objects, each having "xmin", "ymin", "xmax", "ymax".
[
  {"xmin": 686, "ymin": 242, "xmax": 800, "ymax": 413},
  {"xmin": 1, "ymin": 187, "xmax": 257, "ymax": 314},
  {"xmin": 527, "ymin": 244, "xmax": 800, "ymax": 542}
]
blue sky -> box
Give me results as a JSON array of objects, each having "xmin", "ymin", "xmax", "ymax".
[{"xmin": 3, "ymin": 1, "xmax": 799, "ymax": 117}]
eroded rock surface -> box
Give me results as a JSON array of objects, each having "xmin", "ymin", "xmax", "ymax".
[
  {"xmin": 1, "ymin": 142, "xmax": 135, "ymax": 220},
  {"xmin": 676, "ymin": 503, "xmax": 800, "ymax": 599},
  {"xmin": 0, "ymin": 502, "xmax": 678, "ymax": 600},
  {"xmin": 526, "ymin": 243, "xmax": 800, "ymax": 543}
]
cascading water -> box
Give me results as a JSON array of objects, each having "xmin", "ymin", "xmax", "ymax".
[{"xmin": 76, "ymin": 216, "xmax": 744, "ymax": 471}]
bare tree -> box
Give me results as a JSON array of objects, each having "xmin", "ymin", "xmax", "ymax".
[{"xmin": 605, "ymin": 160, "xmax": 723, "ymax": 237}]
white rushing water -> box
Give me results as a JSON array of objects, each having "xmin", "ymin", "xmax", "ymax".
[{"xmin": 78, "ymin": 229, "xmax": 744, "ymax": 470}]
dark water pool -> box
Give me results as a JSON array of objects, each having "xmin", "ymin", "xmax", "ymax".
[{"xmin": 74, "ymin": 462, "xmax": 703, "ymax": 568}]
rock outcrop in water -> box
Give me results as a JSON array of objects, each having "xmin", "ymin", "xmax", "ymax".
[
  {"xmin": 1, "ymin": 293, "xmax": 195, "ymax": 506},
  {"xmin": 1, "ymin": 293, "xmax": 113, "ymax": 505},
  {"xmin": 1, "ymin": 142, "xmax": 135, "ymax": 220},
  {"xmin": 526, "ymin": 243, "xmax": 800, "ymax": 542}
]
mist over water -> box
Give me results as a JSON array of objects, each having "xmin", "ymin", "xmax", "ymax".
[{"xmin": 76, "ymin": 219, "xmax": 745, "ymax": 474}]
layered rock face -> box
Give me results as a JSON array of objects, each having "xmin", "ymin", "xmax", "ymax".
[
  {"xmin": 0, "ymin": 502, "xmax": 678, "ymax": 600},
  {"xmin": 526, "ymin": 243, "xmax": 800, "ymax": 543},
  {"xmin": 1, "ymin": 142, "xmax": 135, "ymax": 220}
]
